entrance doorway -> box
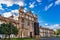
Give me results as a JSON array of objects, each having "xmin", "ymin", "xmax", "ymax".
[{"xmin": 30, "ymin": 32, "xmax": 32, "ymax": 38}]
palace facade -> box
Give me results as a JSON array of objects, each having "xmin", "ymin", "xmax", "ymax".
[
  {"xmin": 0, "ymin": 7, "xmax": 38, "ymax": 38},
  {"xmin": 0, "ymin": 7, "xmax": 54, "ymax": 38},
  {"xmin": 40, "ymin": 26, "xmax": 54, "ymax": 37}
]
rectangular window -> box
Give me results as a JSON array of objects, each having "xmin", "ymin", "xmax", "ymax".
[
  {"xmin": 21, "ymin": 19, "xmax": 24, "ymax": 24},
  {"xmin": 27, "ymin": 21, "xmax": 30, "ymax": 26},
  {"xmin": 32, "ymin": 22, "xmax": 34, "ymax": 27},
  {"xmin": 22, "ymin": 24, "xmax": 24, "ymax": 29}
]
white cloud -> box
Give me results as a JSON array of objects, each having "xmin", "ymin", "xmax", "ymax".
[
  {"xmin": 0, "ymin": 0, "xmax": 13, "ymax": 7},
  {"xmin": 0, "ymin": 0, "xmax": 24, "ymax": 20},
  {"xmin": 15, "ymin": 1, "xmax": 24, "ymax": 6},
  {"xmin": 0, "ymin": 4, "xmax": 2, "ymax": 9},
  {"xmin": 29, "ymin": 2, "xmax": 35, "ymax": 8},
  {"xmin": 24, "ymin": 8, "xmax": 27, "ymax": 10},
  {"xmin": 29, "ymin": 4, "xmax": 35, "ymax": 8},
  {"xmin": 45, "ymin": 23, "xmax": 48, "ymax": 26},
  {"xmin": 55, "ymin": 0, "xmax": 60, "ymax": 5},
  {"xmin": 24, "ymin": 8, "xmax": 27, "ymax": 12},
  {"xmin": 3, "ymin": 12, "xmax": 12, "ymax": 18},
  {"xmin": 11, "ymin": 9, "xmax": 19, "ymax": 20},
  {"xmin": 45, "ymin": 24, "xmax": 60, "ymax": 30},
  {"xmin": 2, "ymin": 9, "xmax": 19, "ymax": 20},
  {"xmin": 54, "ymin": 24, "xmax": 59, "ymax": 27},
  {"xmin": 24, "ymin": 10, "xmax": 26, "ymax": 13},
  {"xmin": 44, "ymin": 0, "xmax": 60, "ymax": 11},
  {"xmin": 0, "ymin": 0, "xmax": 24, "ymax": 7},
  {"xmin": 0, "ymin": 4, "xmax": 4, "ymax": 10},
  {"xmin": 11, "ymin": 10, "xmax": 19, "ymax": 13},
  {"xmin": 3, "ymin": 9, "xmax": 19, "ymax": 18},
  {"xmin": 32, "ymin": 11, "xmax": 34, "ymax": 13},
  {"xmin": 45, "ymin": 3, "xmax": 53, "ymax": 11},
  {"xmin": 36, "ymin": 0, "xmax": 41, "ymax": 2},
  {"xmin": 11, "ymin": 9, "xmax": 19, "ymax": 17}
]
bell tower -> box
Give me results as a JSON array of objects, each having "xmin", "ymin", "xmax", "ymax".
[
  {"xmin": 18, "ymin": 6, "xmax": 24, "ymax": 19},
  {"xmin": 18, "ymin": 6, "xmax": 24, "ymax": 38}
]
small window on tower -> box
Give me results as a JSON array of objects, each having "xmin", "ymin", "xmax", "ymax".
[
  {"xmin": 21, "ymin": 19, "xmax": 24, "ymax": 23},
  {"xmin": 27, "ymin": 21, "xmax": 30, "ymax": 26},
  {"xmin": 22, "ymin": 24, "xmax": 24, "ymax": 29}
]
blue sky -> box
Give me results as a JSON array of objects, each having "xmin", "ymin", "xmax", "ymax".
[{"xmin": 0, "ymin": 0, "xmax": 60, "ymax": 30}]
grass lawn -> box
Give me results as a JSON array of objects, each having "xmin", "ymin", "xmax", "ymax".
[
  {"xmin": 11, "ymin": 38, "xmax": 35, "ymax": 40},
  {"xmin": 2, "ymin": 38, "xmax": 36, "ymax": 40}
]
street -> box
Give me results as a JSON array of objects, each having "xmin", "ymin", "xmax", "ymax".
[{"xmin": 39, "ymin": 38, "xmax": 60, "ymax": 40}]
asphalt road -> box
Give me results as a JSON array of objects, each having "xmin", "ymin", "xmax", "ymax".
[{"xmin": 39, "ymin": 38, "xmax": 60, "ymax": 40}]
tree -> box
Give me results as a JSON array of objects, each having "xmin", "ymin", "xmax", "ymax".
[
  {"xmin": 55, "ymin": 28, "xmax": 60, "ymax": 35},
  {"xmin": 0, "ymin": 23, "xmax": 18, "ymax": 40},
  {"xmin": 0, "ymin": 23, "xmax": 8, "ymax": 40}
]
